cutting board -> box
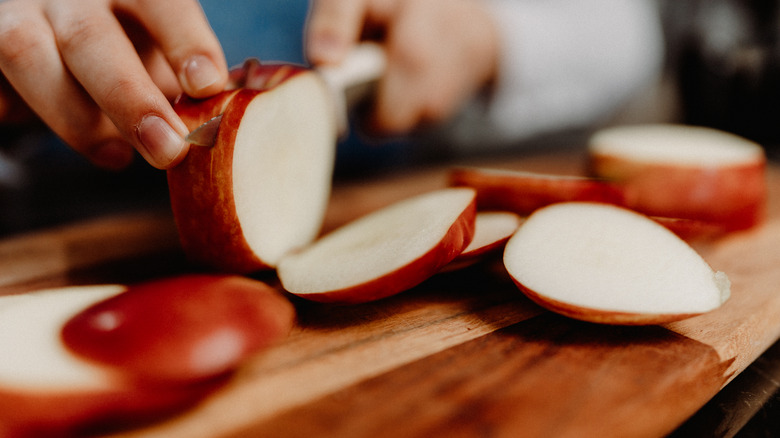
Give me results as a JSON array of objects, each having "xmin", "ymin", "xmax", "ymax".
[{"xmin": 1, "ymin": 147, "xmax": 779, "ymax": 438}]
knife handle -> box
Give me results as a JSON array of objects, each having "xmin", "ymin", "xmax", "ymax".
[{"xmin": 316, "ymin": 43, "xmax": 387, "ymax": 136}]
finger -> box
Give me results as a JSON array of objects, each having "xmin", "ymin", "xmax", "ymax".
[
  {"xmin": 45, "ymin": 1, "xmax": 189, "ymax": 169},
  {"xmin": 118, "ymin": 0, "xmax": 228, "ymax": 98},
  {"xmin": 305, "ymin": 0, "xmax": 369, "ymax": 65},
  {"xmin": 0, "ymin": 4, "xmax": 135, "ymax": 169},
  {"xmin": 0, "ymin": 74, "xmax": 36, "ymax": 125}
]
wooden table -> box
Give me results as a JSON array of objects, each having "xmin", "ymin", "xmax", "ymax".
[{"xmin": 2, "ymin": 147, "xmax": 779, "ymax": 437}]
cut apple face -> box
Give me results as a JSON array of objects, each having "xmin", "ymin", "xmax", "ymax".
[
  {"xmin": 449, "ymin": 167, "xmax": 626, "ymax": 216},
  {"xmin": 445, "ymin": 211, "xmax": 523, "ymax": 271},
  {"xmin": 61, "ymin": 275, "xmax": 295, "ymax": 384},
  {"xmin": 277, "ymin": 188, "xmax": 477, "ymax": 304},
  {"xmin": 588, "ymin": 124, "xmax": 767, "ymax": 231},
  {"xmin": 503, "ymin": 202, "xmax": 731, "ymax": 325},
  {"xmin": 0, "ymin": 285, "xmax": 219, "ymax": 436},
  {"xmin": 168, "ymin": 67, "xmax": 338, "ymax": 273}
]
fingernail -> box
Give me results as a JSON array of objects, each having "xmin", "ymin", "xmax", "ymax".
[
  {"xmin": 181, "ymin": 55, "xmax": 221, "ymax": 93},
  {"xmin": 137, "ymin": 115, "xmax": 186, "ymax": 169},
  {"xmin": 92, "ymin": 140, "xmax": 134, "ymax": 170}
]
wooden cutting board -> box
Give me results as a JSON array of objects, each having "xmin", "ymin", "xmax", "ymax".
[{"xmin": 1, "ymin": 148, "xmax": 779, "ymax": 438}]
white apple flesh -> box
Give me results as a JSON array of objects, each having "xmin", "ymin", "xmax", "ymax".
[
  {"xmin": 61, "ymin": 275, "xmax": 295, "ymax": 384},
  {"xmin": 277, "ymin": 188, "xmax": 477, "ymax": 304},
  {"xmin": 503, "ymin": 202, "xmax": 731, "ymax": 325},
  {"xmin": 445, "ymin": 211, "xmax": 523, "ymax": 271},
  {"xmin": 0, "ymin": 286, "xmax": 218, "ymax": 436},
  {"xmin": 168, "ymin": 69, "xmax": 337, "ymax": 273},
  {"xmin": 588, "ymin": 124, "xmax": 767, "ymax": 231}
]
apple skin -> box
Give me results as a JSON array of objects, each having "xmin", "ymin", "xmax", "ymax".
[
  {"xmin": 61, "ymin": 275, "xmax": 295, "ymax": 384},
  {"xmin": 509, "ymin": 280, "xmax": 703, "ymax": 325},
  {"xmin": 0, "ymin": 377, "xmax": 223, "ymax": 438},
  {"xmin": 651, "ymin": 216, "xmax": 729, "ymax": 242},
  {"xmin": 449, "ymin": 167, "xmax": 626, "ymax": 215},
  {"xmin": 288, "ymin": 198, "xmax": 477, "ymax": 304},
  {"xmin": 173, "ymin": 89, "xmax": 240, "ymax": 132},
  {"xmin": 589, "ymin": 154, "xmax": 767, "ymax": 231},
  {"xmin": 171, "ymin": 87, "xmax": 297, "ymax": 273},
  {"xmin": 444, "ymin": 212, "xmax": 522, "ymax": 272}
]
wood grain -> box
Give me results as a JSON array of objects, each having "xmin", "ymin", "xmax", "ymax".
[
  {"xmin": 0, "ymin": 148, "xmax": 778, "ymax": 437},
  {"xmin": 237, "ymin": 314, "xmax": 729, "ymax": 438}
]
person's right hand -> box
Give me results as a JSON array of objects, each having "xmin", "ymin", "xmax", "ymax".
[{"xmin": 0, "ymin": 0, "xmax": 228, "ymax": 170}]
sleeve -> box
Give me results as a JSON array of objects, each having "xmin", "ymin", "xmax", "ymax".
[{"xmin": 436, "ymin": 0, "xmax": 665, "ymax": 151}]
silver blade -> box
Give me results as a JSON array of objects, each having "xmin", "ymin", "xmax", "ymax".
[{"xmin": 185, "ymin": 114, "xmax": 223, "ymax": 147}]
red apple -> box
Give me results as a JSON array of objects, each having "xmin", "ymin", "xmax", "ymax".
[
  {"xmin": 277, "ymin": 188, "xmax": 477, "ymax": 304},
  {"xmin": 588, "ymin": 124, "xmax": 767, "ymax": 231},
  {"xmin": 61, "ymin": 275, "xmax": 295, "ymax": 384},
  {"xmin": 449, "ymin": 167, "xmax": 626, "ymax": 215},
  {"xmin": 651, "ymin": 216, "xmax": 730, "ymax": 242},
  {"xmin": 444, "ymin": 211, "xmax": 523, "ymax": 271},
  {"xmin": 168, "ymin": 65, "xmax": 338, "ymax": 273},
  {"xmin": 173, "ymin": 89, "xmax": 240, "ymax": 132},
  {"xmin": 503, "ymin": 202, "xmax": 731, "ymax": 325},
  {"xmin": 0, "ymin": 286, "xmax": 220, "ymax": 437}
]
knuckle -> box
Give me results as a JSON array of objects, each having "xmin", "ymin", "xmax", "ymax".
[
  {"xmin": 0, "ymin": 10, "xmax": 48, "ymax": 68},
  {"xmin": 53, "ymin": 14, "xmax": 107, "ymax": 54}
]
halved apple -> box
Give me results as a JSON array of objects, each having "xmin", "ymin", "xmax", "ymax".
[
  {"xmin": 61, "ymin": 275, "xmax": 294, "ymax": 384},
  {"xmin": 503, "ymin": 202, "xmax": 731, "ymax": 325},
  {"xmin": 588, "ymin": 124, "xmax": 767, "ymax": 231},
  {"xmin": 0, "ymin": 286, "xmax": 219, "ymax": 436},
  {"xmin": 445, "ymin": 211, "xmax": 523, "ymax": 271},
  {"xmin": 449, "ymin": 167, "xmax": 626, "ymax": 215},
  {"xmin": 168, "ymin": 66, "xmax": 338, "ymax": 273},
  {"xmin": 277, "ymin": 188, "xmax": 477, "ymax": 304}
]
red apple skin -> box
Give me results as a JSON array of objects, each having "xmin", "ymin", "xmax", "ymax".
[
  {"xmin": 244, "ymin": 62, "xmax": 303, "ymax": 90},
  {"xmin": 651, "ymin": 216, "xmax": 730, "ymax": 242},
  {"xmin": 449, "ymin": 167, "xmax": 626, "ymax": 216},
  {"xmin": 173, "ymin": 89, "xmax": 240, "ymax": 131},
  {"xmin": 292, "ymin": 199, "xmax": 477, "ymax": 304},
  {"xmin": 510, "ymin": 279, "xmax": 701, "ymax": 326},
  {"xmin": 169, "ymin": 89, "xmax": 273, "ymax": 273},
  {"xmin": 61, "ymin": 275, "xmax": 295, "ymax": 384},
  {"xmin": 589, "ymin": 154, "xmax": 767, "ymax": 231},
  {"xmin": 0, "ymin": 375, "xmax": 224, "ymax": 438}
]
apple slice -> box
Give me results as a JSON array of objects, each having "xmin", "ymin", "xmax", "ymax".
[
  {"xmin": 0, "ymin": 286, "xmax": 220, "ymax": 436},
  {"xmin": 503, "ymin": 202, "xmax": 731, "ymax": 325},
  {"xmin": 588, "ymin": 124, "xmax": 767, "ymax": 231},
  {"xmin": 449, "ymin": 167, "xmax": 626, "ymax": 215},
  {"xmin": 62, "ymin": 275, "xmax": 294, "ymax": 384},
  {"xmin": 444, "ymin": 211, "xmax": 523, "ymax": 271},
  {"xmin": 651, "ymin": 216, "xmax": 729, "ymax": 242},
  {"xmin": 277, "ymin": 188, "xmax": 477, "ymax": 304},
  {"xmin": 168, "ymin": 67, "xmax": 338, "ymax": 273}
]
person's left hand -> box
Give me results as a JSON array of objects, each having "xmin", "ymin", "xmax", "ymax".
[{"xmin": 305, "ymin": 0, "xmax": 499, "ymax": 136}]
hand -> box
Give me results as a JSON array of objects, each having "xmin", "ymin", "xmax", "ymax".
[
  {"xmin": 0, "ymin": 0, "xmax": 228, "ymax": 169},
  {"xmin": 306, "ymin": 0, "xmax": 499, "ymax": 135}
]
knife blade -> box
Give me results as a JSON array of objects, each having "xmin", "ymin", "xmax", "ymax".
[
  {"xmin": 185, "ymin": 114, "xmax": 223, "ymax": 146},
  {"xmin": 183, "ymin": 43, "xmax": 386, "ymax": 147}
]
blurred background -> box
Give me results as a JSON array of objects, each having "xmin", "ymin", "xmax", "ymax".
[{"xmin": 1, "ymin": 0, "xmax": 779, "ymax": 236}]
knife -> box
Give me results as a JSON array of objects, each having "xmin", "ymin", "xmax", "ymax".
[{"xmin": 185, "ymin": 43, "xmax": 387, "ymax": 147}]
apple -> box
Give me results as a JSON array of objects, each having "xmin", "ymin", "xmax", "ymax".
[
  {"xmin": 503, "ymin": 202, "xmax": 731, "ymax": 325},
  {"xmin": 650, "ymin": 216, "xmax": 729, "ymax": 242},
  {"xmin": 168, "ymin": 65, "xmax": 338, "ymax": 273},
  {"xmin": 61, "ymin": 274, "xmax": 295, "ymax": 384},
  {"xmin": 444, "ymin": 211, "xmax": 523, "ymax": 271},
  {"xmin": 0, "ymin": 286, "xmax": 219, "ymax": 437},
  {"xmin": 449, "ymin": 167, "xmax": 626, "ymax": 215},
  {"xmin": 277, "ymin": 188, "xmax": 477, "ymax": 304},
  {"xmin": 588, "ymin": 124, "xmax": 767, "ymax": 231}
]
